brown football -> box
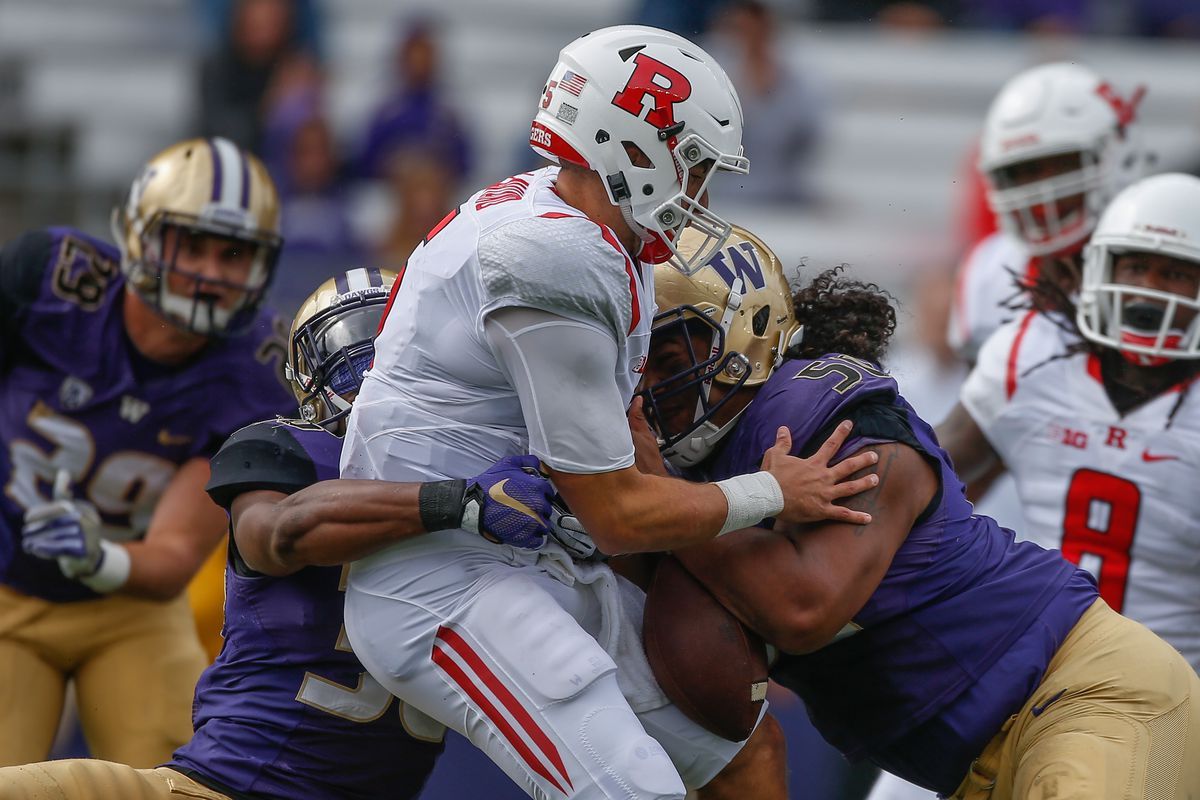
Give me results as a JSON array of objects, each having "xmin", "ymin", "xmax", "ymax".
[{"xmin": 643, "ymin": 554, "xmax": 769, "ymax": 742}]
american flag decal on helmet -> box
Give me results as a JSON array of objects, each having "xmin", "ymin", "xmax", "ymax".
[{"xmin": 559, "ymin": 70, "xmax": 588, "ymax": 97}]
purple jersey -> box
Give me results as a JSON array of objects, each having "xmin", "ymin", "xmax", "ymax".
[
  {"xmin": 704, "ymin": 354, "xmax": 1098, "ymax": 794},
  {"xmin": 171, "ymin": 419, "xmax": 443, "ymax": 800},
  {"xmin": 0, "ymin": 228, "xmax": 292, "ymax": 601}
]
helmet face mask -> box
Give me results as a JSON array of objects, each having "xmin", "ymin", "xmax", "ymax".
[
  {"xmin": 286, "ymin": 269, "xmax": 397, "ymax": 434},
  {"xmin": 1077, "ymin": 174, "xmax": 1200, "ymax": 365},
  {"xmin": 641, "ymin": 225, "xmax": 801, "ymax": 467},
  {"xmin": 639, "ymin": 307, "xmax": 752, "ymax": 464},
  {"xmin": 979, "ymin": 63, "xmax": 1146, "ymax": 257},
  {"xmin": 529, "ymin": 25, "xmax": 748, "ymax": 273},
  {"xmin": 115, "ymin": 137, "xmax": 283, "ymax": 337},
  {"xmin": 130, "ymin": 213, "xmax": 281, "ymax": 337}
]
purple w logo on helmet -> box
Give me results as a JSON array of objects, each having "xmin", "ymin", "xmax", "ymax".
[{"xmin": 707, "ymin": 241, "xmax": 766, "ymax": 292}]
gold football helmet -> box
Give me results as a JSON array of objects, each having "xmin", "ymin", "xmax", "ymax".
[
  {"xmin": 113, "ymin": 137, "xmax": 283, "ymax": 337},
  {"xmin": 645, "ymin": 224, "xmax": 802, "ymax": 466},
  {"xmin": 287, "ymin": 268, "xmax": 397, "ymax": 433}
]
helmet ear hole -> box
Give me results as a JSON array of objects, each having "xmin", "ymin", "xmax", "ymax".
[
  {"xmin": 752, "ymin": 305, "xmax": 771, "ymax": 337},
  {"xmin": 622, "ymin": 141, "xmax": 653, "ymax": 169}
]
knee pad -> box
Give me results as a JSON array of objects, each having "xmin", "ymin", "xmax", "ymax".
[{"xmin": 570, "ymin": 690, "xmax": 687, "ymax": 800}]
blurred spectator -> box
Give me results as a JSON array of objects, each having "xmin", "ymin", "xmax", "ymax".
[
  {"xmin": 261, "ymin": 88, "xmax": 363, "ymax": 313},
  {"xmin": 377, "ymin": 147, "xmax": 458, "ymax": 269},
  {"xmin": 964, "ymin": 0, "xmax": 1086, "ymax": 34},
  {"xmin": 707, "ymin": 1, "xmax": 827, "ymax": 204},
  {"xmin": 196, "ymin": 0, "xmax": 323, "ymax": 58},
  {"xmin": 1133, "ymin": 0, "xmax": 1200, "ymax": 37},
  {"xmin": 199, "ymin": 0, "xmax": 313, "ymax": 152},
  {"xmin": 632, "ymin": 0, "xmax": 728, "ymax": 37},
  {"xmin": 810, "ymin": 0, "xmax": 961, "ymax": 28},
  {"xmin": 357, "ymin": 19, "xmax": 472, "ymax": 188}
]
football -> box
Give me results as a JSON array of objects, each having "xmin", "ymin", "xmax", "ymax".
[{"xmin": 643, "ymin": 555, "xmax": 769, "ymax": 742}]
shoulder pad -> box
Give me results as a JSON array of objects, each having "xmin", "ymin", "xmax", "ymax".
[
  {"xmin": 478, "ymin": 215, "xmax": 637, "ymax": 339},
  {"xmin": 205, "ymin": 419, "xmax": 333, "ymax": 509}
]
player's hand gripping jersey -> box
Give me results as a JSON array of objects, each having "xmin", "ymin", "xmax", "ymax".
[
  {"xmin": 701, "ymin": 352, "xmax": 1098, "ymax": 793},
  {"xmin": 962, "ymin": 311, "xmax": 1200, "ymax": 669},
  {"xmin": 0, "ymin": 228, "xmax": 291, "ymax": 602},
  {"xmin": 169, "ymin": 419, "xmax": 445, "ymax": 800}
]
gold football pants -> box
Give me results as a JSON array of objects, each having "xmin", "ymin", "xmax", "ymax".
[
  {"xmin": 0, "ymin": 761, "xmax": 229, "ymax": 800},
  {"xmin": 0, "ymin": 585, "xmax": 207, "ymax": 767},
  {"xmin": 950, "ymin": 599, "xmax": 1200, "ymax": 799}
]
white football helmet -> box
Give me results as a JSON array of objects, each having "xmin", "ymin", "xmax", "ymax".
[
  {"xmin": 979, "ymin": 62, "xmax": 1147, "ymax": 257},
  {"xmin": 1077, "ymin": 173, "xmax": 1200, "ymax": 364},
  {"xmin": 529, "ymin": 25, "xmax": 748, "ymax": 274}
]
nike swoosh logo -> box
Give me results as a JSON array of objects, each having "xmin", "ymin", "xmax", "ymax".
[
  {"xmin": 157, "ymin": 429, "xmax": 193, "ymax": 447},
  {"xmin": 488, "ymin": 479, "xmax": 541, "ymax": 520},
  {"xmin": 1030, "ymin": 689, "xmax": 1066, "ymax": 716},
  {"xmin": 1142, "ymin": 450, "xmax": 1180, "ymax": 463}
]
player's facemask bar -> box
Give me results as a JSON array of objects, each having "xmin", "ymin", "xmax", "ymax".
[
  {"xmin": 639, "ymin": 306, "xmax": 752, "ymax": 468},
  {"xmin": 622, "ymin": 134, "xmax": 749, "ymax": 274},
  {"xmin": 288, "ymin": 298, "xmax": 383, "ymax": 434},
  {"xmin": 1079, "ymin": 282, "xmax": 1200, "ymax": 366},
  {"xmin": 122, "ymin": 212, "xmax": 282, "ymax": 337},
  {"xmin": 987, "ymin": 152, "xmax": 1098, "ymax": 256}
]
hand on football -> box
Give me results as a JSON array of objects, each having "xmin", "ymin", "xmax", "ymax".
[
  {"xmin": 762, "ymin": 422, "xmax": 879, "ymax": 526},
  {"xmin": 463, "ymin": 455, "xmax": 554, "ymax": 550},
  {"xmin": 21, "ymin": 469, "xmax": 105, "ymax": 579}
]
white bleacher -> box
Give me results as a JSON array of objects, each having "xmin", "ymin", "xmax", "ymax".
[{"xmin": 1, "ymin": 0, "xmax": 1197, "ymax": 288}]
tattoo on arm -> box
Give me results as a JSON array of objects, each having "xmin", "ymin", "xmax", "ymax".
[{"xmin": 840, "ymin": 446, "xmax": 897, "ymax": 537}]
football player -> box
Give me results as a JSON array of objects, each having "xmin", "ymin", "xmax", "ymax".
[
  {"xmin": 939, "ymin": 173, "xmax": 1200, "ymax": 666},
  {"xmin": 640, "ymin": 224, "xmax": 1200, "ymax": 799},
  {"xmin": 948, "ymin": 62, "xmax": 1147, "ymax": 363},
  {"xmin": 339, "ymin": 24, "xmax": 877, "ymax": 800},
  {"xmin": 870, "ymin": 63, "xmax": 1152, "ymax": 800},
  {"xmin": 0, "ymin": 137, "xmax": 293, "ymax": 767},
  {"xmin": 0, "ymin": 268, "xmax": 561, "ymax": 799}
]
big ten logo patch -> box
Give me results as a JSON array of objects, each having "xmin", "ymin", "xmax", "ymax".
[{"xmin": 1047, "ymin": 424, "xmax": 1130, "ymax": 451}]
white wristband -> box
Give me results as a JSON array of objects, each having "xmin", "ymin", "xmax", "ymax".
[
  {"xmin": 79, "ymin": 540, "xmax": 132, "ymax": 594},
  {"xmin": 714, "ymin": 472, "xmax": 785, "ymax": 536}
]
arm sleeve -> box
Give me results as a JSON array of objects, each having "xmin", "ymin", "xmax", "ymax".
[
  {"xmin": 959, "ymin": 319, "xmax": 1021, "ymax": 439},
  {"xmin": 484, "ymin": 306, "xmax": 635, "ymax": 474}
]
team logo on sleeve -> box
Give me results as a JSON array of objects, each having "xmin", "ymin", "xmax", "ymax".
[{"xmin": 58, "ymin": 376, "xmax": 93, "ymax": 410}]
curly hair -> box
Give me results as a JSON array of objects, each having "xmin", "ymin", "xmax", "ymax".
[{"xmin": 785, "ymin": 266, "xmax": 897, "ymax": 363}]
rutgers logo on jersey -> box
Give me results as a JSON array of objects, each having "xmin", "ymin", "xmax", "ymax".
[{"xmin": 611, "ymin": 52, "xmax": 693, "ymax": 129}]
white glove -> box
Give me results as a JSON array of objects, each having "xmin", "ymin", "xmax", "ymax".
[
  {"xmin": 548, "ymin": 495, "xmax": 600, "ymax": 560},
  {"xmin": 21, "ymin": 470, "xmax": 129, "ymax": 591}
]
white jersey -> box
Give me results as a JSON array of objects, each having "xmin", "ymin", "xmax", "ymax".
[
  {"xmin": 947, "ymin": 231, "xmax": 1034, "ymax": 362},
  {"xmin": 962, "ymin": 312, "xmax": 1200, "ymax": 670},
  {"xmin": 336, "ymin": 169, "xmax": 744, "ymax": 798},
  {"xmin": 343, "ymin": 166, "xmax": 655, "ymax": 486}
]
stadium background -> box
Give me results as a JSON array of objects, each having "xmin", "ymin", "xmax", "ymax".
[{"xmin": 0, "ymin": 0, "xmax": 1196, "ymax": 797}]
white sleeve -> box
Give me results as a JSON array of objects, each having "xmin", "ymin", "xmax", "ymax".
[
  {"xmin": 959, "ymin": 319, "xmax": 1020, "ymax": 437},
  {"xmin": 484, "ymin": 306, "xmax": 635, "ymax": 474}
]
